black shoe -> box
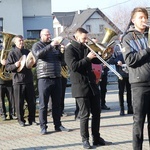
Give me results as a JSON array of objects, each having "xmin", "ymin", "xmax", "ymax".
[
  {"xmin": 29, "ymin": 121, "xmax": 39, "ymax": 125},
  {"xmin": 93, "ymin": 137, "xmax": 106, "ymax": 146},
  {"xmin": 9, "ymin": 115, "xmax": 17, "ymax": 120},
  {"xmin": 83, "ymin": 141, "xmax": 91, "ymax": 149},
  {"xmin": 55, "ymin": 125, "xmax": 70, "ymax": 132},
  {"xmin": 120, "ymin": 110, "xmax": 125, "ymax": 116},
  {"xmin": 101, "ymin": 105, "xmax": 110, "ymax": 110},
  {"xmin": 41, "ymin": 126, "xmax": 48, "ymax": 135},
  {"xmin": 75, "ymin": 116, "xmax": 80, "ymax": 121}
]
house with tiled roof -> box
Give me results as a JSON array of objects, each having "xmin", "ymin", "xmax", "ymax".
[{"xmin": 53, "ymin": 8, "xmax": 122, "ymax": 42}]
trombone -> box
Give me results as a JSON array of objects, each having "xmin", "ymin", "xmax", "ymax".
[
  {"xmin": 85, "ymin": 27, "xmax": 123, "ymax": 80},
  {"xmin": 84, "ymin": 42, "xmax": 123, "ymax": 80}
]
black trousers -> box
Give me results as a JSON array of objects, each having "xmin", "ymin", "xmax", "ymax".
[
  {"xmin": 76, "ymin": 93, "xmax": 101, "ymax": 142},
  {"xmin": 0, "ymin": 85, "xmax": 15, "ymax": 116},
  {"xmin": 38, "ymin": 78, "xmax": 62, "ymax": 129},
  {"xmin": 60, "ymin": 76, "xmax": 67, "ymax": 114},
  {"xmin": 99, "ymin": 74, "xmax": 107, "ymax": 106},
  {"xmin": 13, "ymin": 83, "xmax": 36, "ymax": 123},
  {"xmin": 118, "ymin": 77, "xmax": 132, "ymax": 109},
  {"xmin": 132, "ymin": 86, "xmax": 150, "ymax": 150},
  {"xmin": 75, "ymin": 100, "xmax": 80, "ymax": 119}
]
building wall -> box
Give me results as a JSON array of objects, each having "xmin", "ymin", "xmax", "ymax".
[
  {"xmin": 23, "ymin": 0, "xmax": 53, "ymax": 39},
  {"xmin": 23, "ymin": 16, "xmax": 53, "ymax": 38},
  {"xmin": 22, "ymin": 0, "xmax": 52, "ymax": 16},
  {"xmin": 0, "ymin": 0, "xmax": 53, "ymax": 39},
  {"xmin": 82, "ymin": 12, "xmax": 114, "ymax": 41},
  {"xmin": 0, "ymin": 0, "xmax": 23, "ymax": 35}
]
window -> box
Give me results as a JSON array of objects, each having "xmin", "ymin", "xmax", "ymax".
[
  {"xmin": 99, "ymin": 25, "xmax": 104, "ymax": 33},
  {"xmin": 86, "ymin": 25, "xmax": 91, "ymax": 32},
  {"xmin": 27, "ymin": 30, "xmax": 40, "ymax": 39}
]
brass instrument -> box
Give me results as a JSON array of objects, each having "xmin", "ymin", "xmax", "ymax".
[
  {"xmin": 61, "ymin": 65, "xmax": 69, "ymax": 78},
  {"xmin": 88, "ymin": 28, "xmax": 117, "ymax": 60},
  {"xmin": 84, "ymin": 42, "xmax": 123, "ymax": 80},
  {"xmin": 84, "ymin": 28, "xmax": 123, "ymax": 79},
  {"xmin": 0, "ymin": 32, "xmax": 15, "ymax": 80}
]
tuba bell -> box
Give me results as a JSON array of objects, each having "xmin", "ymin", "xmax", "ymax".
[
  {"xmin": 0, "ymin": 32, "xmax": 15, "ymax": 80},
  {"xmin": 88, "ymin": 28, "xmax": 117, "ymax": 60}
]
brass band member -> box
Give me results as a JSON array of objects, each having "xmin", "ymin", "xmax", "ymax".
[
  {"xmin": 122, "ymin": 7, "xmax": 150, "ymax": 150},
  {"xmin": 32, "ymin": 29, "xmax": 69, "ymax": 135},
  {"xmin": 5, "ymin": 35, "xmax": 36, "ymax": 127},
  {"xmin": 0, "ymin": 59, "xmax": 16, "ymax": 120},
  {"xmin": 65, "ymin": 28, "xmax": 112, "ymax": 149}
]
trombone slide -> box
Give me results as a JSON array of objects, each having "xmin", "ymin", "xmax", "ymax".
[{"xmin": 85, "ymin": 43, "xmax": 123, "ymax": 80}]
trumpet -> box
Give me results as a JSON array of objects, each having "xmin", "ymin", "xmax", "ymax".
[{"xmin": 84, "ymin": 43, "xmax": 123, "ymax": 80}]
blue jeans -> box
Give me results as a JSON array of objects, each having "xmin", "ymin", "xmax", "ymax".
[{"xmin": 38, "ymin": 78, "xmax": 62, "ymax": 129}]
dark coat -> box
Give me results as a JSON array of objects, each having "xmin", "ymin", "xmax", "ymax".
[
  {"xmin": 5, "ymin": 47, "xmax": 33, "ymax": 85},
  {"xmin": 109, "ymin": 43, "xmax": 129, "ymax": 78},
  {"xmin": 64, "ymin": 40, "xmax": 101, "ymax": 98},
  {"xmin": 122, "ymin": 26, "xmax": 150, "ymax": 86}
]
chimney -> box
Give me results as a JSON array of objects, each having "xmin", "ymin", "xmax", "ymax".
[{"xmin": 78, "ymin": 10, "xmax": 81, "ymax": 14}]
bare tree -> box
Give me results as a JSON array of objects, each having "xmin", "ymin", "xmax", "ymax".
[{"xmin": 110, "ymin": 0, "xmax": 149, "ymax": 32}]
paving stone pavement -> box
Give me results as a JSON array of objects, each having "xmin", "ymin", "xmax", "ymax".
[{"xmin": 0, "ymin": 83, "xmax": 149, "ymax": 150}]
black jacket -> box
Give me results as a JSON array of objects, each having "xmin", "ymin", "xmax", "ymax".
[
  {"xmin": 64, "ymin": 40, "xmax": 101, "ymax": 98},
  {"xmin": 5, "ymin": 47, "xmax": 33, "ymax": 85},
  {"xmin": 122, "ymin": 26, "xmax": 150, "ymax": 86},
  {"xmin": 32, "ymin": 41, "xmax": 62, "ymax": 79},
  {"xmin": 109, "ymin": 43, "xmax": 129, "ymax": 78}
]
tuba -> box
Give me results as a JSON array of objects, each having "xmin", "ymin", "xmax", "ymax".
[
  {"xmin": 0, "ymin": 32, "xmax": 15, "ymax": 80},
  {"xmin": 88, "ymin": 28, "xmax": 117, "ymax": 60}
]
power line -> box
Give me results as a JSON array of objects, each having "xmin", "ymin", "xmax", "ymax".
[{"xmin": 100, "ymin": 0, "xmax": 132, "ymax": 10}]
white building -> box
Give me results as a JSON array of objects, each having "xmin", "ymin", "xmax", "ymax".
[
  {"xmin": 0, "ymin": 0, "xmax": 53, "ymax": 39},
  {"xmin": 53, "ymin": 8, "xmax": 122, "ymax": 41}
]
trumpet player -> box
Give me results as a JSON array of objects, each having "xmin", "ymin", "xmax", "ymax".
[
  {"xmin": 31, "ymin": 29, "xmax": 69, "ymax": 135},
  {"xmin": 122, "ymin": 7, "xmax": 150, "ymax": 150},
  {"xmin": 65, "ymin": 27, "xmax": 112, "ymax": 149}
]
